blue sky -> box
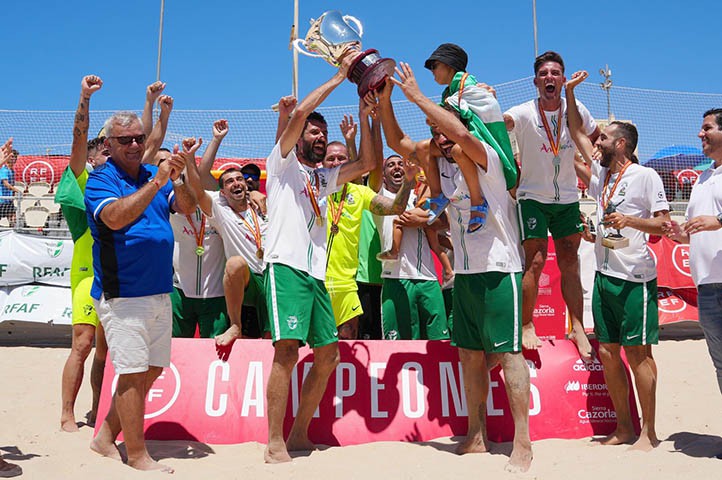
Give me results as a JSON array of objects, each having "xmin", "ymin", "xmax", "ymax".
[
  {"xmin": 1, "ymin": 0, "xmax": 719, "ymax": 110},
  {"xmin": 1, "ymin": 1, "xmax": 720, "ymax": 161}
]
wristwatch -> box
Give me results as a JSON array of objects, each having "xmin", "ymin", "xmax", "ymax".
[
  {"xmin": 173, "ymin": 177, "xmax": 184, "ymax": 186},
  {"xmin": 716, "ymin": 212, "xmax": 722, "ymax": 226}
]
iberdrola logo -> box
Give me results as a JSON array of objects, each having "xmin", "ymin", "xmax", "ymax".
[{"xmin": 46, "ymin": 240, "xmax": 64, "ymax": 258}]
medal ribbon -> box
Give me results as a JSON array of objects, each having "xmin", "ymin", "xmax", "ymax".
[
  {"xmin": 327, "ymin": 183, "xmax": 349, "ymax": 232},
  {"xmin": 237, "ymin": 207, "xmax": 263, "ymax": 251},
  {"xmin": 185, "ymin": 212, "xmax": 206, "ymax": 251},
  {"xmin": 303, "ymin": 170, "xmax": 322, "ymax": 222},
  {"xmin": 601, "ymin": 160, "xmax": 633, "ymax": 211},
  {"xmin": 538, "ymin": 99, "xmax": 563, "ymax": 158}
]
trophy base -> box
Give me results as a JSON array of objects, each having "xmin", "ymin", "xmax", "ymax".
[
  {"xmin": 348, "ymin": 49, "xmax": 396, "ymax": 97},
  {"xmin": 601, "ymin": 235, "xmax": 629, "ymax": 249}
]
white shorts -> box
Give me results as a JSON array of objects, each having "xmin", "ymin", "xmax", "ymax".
[{"xmin": 94, "ymin": 293, "xmax": 172, "ymax": 375}]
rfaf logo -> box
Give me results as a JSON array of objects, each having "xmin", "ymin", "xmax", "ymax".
[
  {"xmin": 657, "ymin": 288, "xmax": 687, "ymax": 314},
  {"xmin": 21, "ymin": 286, "xmax": 40, "ymax": 297},
  {"xmin": 46, "ymin": 240, "xmax": 64, "ymax": 258},
  {"xmin": 111, "ymin": 363, "xmax": 182, "ymax": 419},
  {"xmin": 572, "ymin": 358, "xmax": 604, "ymax": 372},
  {"xmin": 672, "ymin": 244, "xmax": 692, "ymax": 278}
]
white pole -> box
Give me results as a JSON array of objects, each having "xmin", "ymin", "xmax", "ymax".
[
  {"xmin": 156, "ymin": 0, "xmax": 165, "ymax": 82},
  {"xmin": 293, "ymin": 0, "xmax": 299, "ymax": 98},
  {"xmin": 532, "ymin": 0, "xmax": 538, "ymax": 57}
]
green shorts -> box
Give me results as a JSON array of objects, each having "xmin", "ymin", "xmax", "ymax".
[
  {"xmin": 592, "ymin": 272, "xmax": 659, "ymax": 346},
  {"xmin": 265, "ymin": 263, "xmax": 338, "ymax": 347},
  {"xmin": 452, "ymin": 272, "xmax": 522, "ymax": 353},
  {"xmin": 244, "ymin": 272, "xmax": 270, "ymax": 334},
  {"xmin": 328, "ymin": 289, "xmax": 363, "ymax": 327},
  {"xmin": 72, "ymin": 275, "xmax": 99, "ymax": 327},
  {"xmin": 442, "ymin": 287, "xmax": 454, "ymax": 334},
  {"xmin": 381, "ymin": 278, "xmax": 449, "ymax": 340},
  {"xmin": 171, "ymin": 287, "xmax": 229, "ymax": 338},
  {"xmin": 518, "ymin": 199, "xmax": 583, "ymax": 241}
]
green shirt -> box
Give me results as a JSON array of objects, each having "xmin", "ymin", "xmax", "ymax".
[{"xmin": 55, "ymin": 167, "xmax": 94, "ymax": 288}]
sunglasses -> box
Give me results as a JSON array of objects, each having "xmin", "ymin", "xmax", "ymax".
[
  {"xmin": 109, "ymin": 134, "xmax": 146, "ymax": 145},
  {"xmin": 243, "ymin": 173, "xmax": 260, "ymax": 181}
]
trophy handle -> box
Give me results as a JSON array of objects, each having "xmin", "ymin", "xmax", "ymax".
[
  {"xmin": 342, "ymin": 15, "xmax": 364, "ymax": 37},
  {"xmin": 292, "ymin": 39, "xmax": 325, "ymax": 59}
]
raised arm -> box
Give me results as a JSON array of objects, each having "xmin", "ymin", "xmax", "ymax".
[
  {"xmin": 336, "ymin": 96, "xmax": 377, "ymax": 185},
  {"xmin": 142, "ymin": 81, "xmax": 166, "ymax": 138},
  {"xmin": 142, "ymin": 94, "xmax": 172, "ymax": 164},
  {"xmin": 340, "ymin": 114, "xmax": 358, "ymax": 162},
  {"xmin": 274, "ymin": 96, "xmax": 297, "ymax": 144},
  {"xmin": 170, "ymin": 138, "xmax": 202, "ymax": 215},
  {"xmin": 181, "ymin": 137, "xmax": 212, "ymax": 216},
  {"xmin": 375, "ymin": 77, "xmax": 416, "ymax": 158},
  {"xmin": 565, "ymin": 71, "xmax": 596, "ymax": 187},
  {"xmin": 368, "ymin": 159, "xmax": 418, "ymax": 216},
  {"xmin": 69, "ymin": 75, "xmax": 102, "ymax": 177},
  {"xmin": 367, "ymin": 110, "xmax": 384, "ymax": 192},
  {"xmin": 391, "ymin": 62, "xmax": 488, "ymax": 170},
  {"xmin": 198, "ymin": 119, "xmax": 228, "ymax": 191},
  {"xmin": 278, "ymin": 51, "xmax": 362, "ymax": 157}
]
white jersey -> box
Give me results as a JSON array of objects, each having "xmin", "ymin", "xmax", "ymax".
[
  {"xmin": 437, "ymin": 144, "xmax": 522, "ymax": 274},
  {"xmin": 506, "ymin": 98, "xmax": 596, "ymax": 204},
  {"xmin": 373, "ymin": 187, "xmax": 437, "ymax": 281},
  {"xmin": 686, "ymin": 164, "xmax": 722, "ymax": 286},
  {"xmin": 589, "ymin": 162, "xmax": 669, "ymax": 282},
  {"xmin": 206, "ymin": 192, "xmax": 267, "ymax": 275},
  {"xmin": 264, "ymin": 142, "xmax": 341, "ymax": 280},
  {"xmin": 171, "ymin": 204, "xmax": 225, "ymax": 298}
]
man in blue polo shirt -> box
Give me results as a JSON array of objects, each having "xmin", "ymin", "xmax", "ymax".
[{"xmin": 84, "ymin": 111, "xmax": 196, "ymax": 473}]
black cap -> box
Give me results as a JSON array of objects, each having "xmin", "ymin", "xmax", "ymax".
[
  {"xmin": 424, "ymin": 43, "xmax": 468, "ymax": 73},
  {"xmin": 241, "ymin": 163, "xmax": 261, "ymax": 176}
]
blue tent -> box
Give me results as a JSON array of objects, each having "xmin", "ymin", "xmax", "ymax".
[{"xmin": 643, "ymin": 153, "xmax": 708, "ymax": 172}]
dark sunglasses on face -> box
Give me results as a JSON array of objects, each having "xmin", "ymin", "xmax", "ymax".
[
  {"xmin": 110, "ymin": 134, "xmax": 146, "ymax": 145},
  {"xmin": 243, "ymin": 173, "xmax": 260, "ymax": 181}
]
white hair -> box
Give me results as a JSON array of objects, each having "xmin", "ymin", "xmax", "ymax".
[{"xmin": 103, "ymin": 111, "xmax": 143, "ymax": 137}]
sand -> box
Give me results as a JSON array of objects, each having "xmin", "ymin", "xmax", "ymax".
[{"xmin": 1, "ymin": 335, "xmax": 720, "ymax": 479}]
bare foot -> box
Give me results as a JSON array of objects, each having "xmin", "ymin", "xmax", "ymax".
[
  {"xmin": 286, "ymin": 432, "xmax": 317, "ymax": 452},
  {"xmin": 60, "ymin": 416, "xmax": 79, "ymax": 433},
  {"xmin": 629, "ymin": 434, "xmax": 660, "ymax": 452},
  {"xmin": 215, "ymin": 324, "xmax": 241, "ymax": 347},
  {"xmin": 128, "ymin": 456, "xmax": 174, "ymax": 473},
  {"xmin": 264, "ymin": 441, "xmax": 292, "ymax": 464},
  {"xmin": 89, "ymin": 437, "xmax": 123, "ymax": 461},
  {"xmin": 505, "ymin": 442, "xmax": 533, "ymax": 473},
  {"xmin": 455, "ymin": 433, "xmax": 489, "ymax": 455},
  {"xmin": 599, "ymin": 429, "xmax": 635, "ymax": 446},
  {"xmin": 522, "ymin": 323, "xmax": 542, "ymax": 350},
  {"xmin": 568, "ymin": 326, "xmax": 594, "ymax": 362}
]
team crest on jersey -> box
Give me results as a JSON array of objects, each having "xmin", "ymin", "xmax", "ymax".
[
  {"xmin": 83, "ymin": 304, "xmax": 95, "ymax": 316},
  {"xmin": 287, "ymin": 315, "xmax": 298, "ymax": 330},
  {"xmin": 346, "ymin": 193, "xmax": 355, "ymax": 205},
  {"xmin": 527, "ymin": 217, "xmax": 538, "ymax": 230},
  {"xmin": 385, "ymin": 330, "xmax": 399, "ymax": 340},
  {"xmin": 617, "ymin": 181, "xmax": 628, "ymax": 197}
]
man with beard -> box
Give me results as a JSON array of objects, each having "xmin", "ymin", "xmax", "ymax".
[
  {"xmin": 369, "ymin": 153, "xmax": 449, "ymax": 340},
  {"xmin": 568, "ymin": 71, "xmax": 668, "ymax": 451},
  {"xmin": 181, "ymin": 127, "xmax": 270, "ymax": 345},
  {"xmin": 262, "ymin": 51, "xmax": 384, "ymax": 463},
  {"xmin": 503, "ymin": 51, "xmax": 599, "ymax": 361},
  {"xmin": 663, "ymin": 108, "xmax": 722, "ymax": 398},
  {"xmin": 376, "ymin": 63, "xmax": 532, "ymax": 472}
]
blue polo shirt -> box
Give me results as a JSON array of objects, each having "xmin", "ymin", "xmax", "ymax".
[{"xmin": 85, "ymin": 158, "xmax": 176, "ymax": 300}]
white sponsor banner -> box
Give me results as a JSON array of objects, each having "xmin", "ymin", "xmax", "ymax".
[
  {"xmin": 0, "ymin": 284, "xmax": 72, "ymax": 325},
  {"xmin": 0, "ymin": 230, "xmax": 73, "ymax": 287}
]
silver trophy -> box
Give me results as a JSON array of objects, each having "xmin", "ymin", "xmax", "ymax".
[
  {"xmin": 601, "ymin": 199, "xmax": 629, "ymax": 249},
  {"xmin": 293, "ymin": 10, "xmax": 396, "ymax": 97}
]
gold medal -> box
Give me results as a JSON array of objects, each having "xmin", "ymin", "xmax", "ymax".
[
  {"xmin": 330, "ymin": 223, "xmax": 339, "ymax": 235},
  {"xmin": 256, "ymin": 248, "xmax": 264, "ymax": 259},
  {"xmin": 195, "ymin": 246, "xmax": 205, "ymax": 256}
]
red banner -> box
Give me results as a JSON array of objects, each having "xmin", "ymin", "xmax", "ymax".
[
  {"xmin": 96, "ymin": 339, "xmax": 638, "ymax": 445},
  {"xmin": 533, "ymin": 242, "xmax": 567, "ymax": 340}
]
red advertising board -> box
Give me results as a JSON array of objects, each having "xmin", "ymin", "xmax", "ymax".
[{"xmin": 96, "ymin": 339, "xmax": 638, "ymax": 445}]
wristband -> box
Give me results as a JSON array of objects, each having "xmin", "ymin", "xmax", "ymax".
[
  {"xmin": 151, "ymin": 179, "xmax": 161, "ymax": 190},
  {"xmin": 173, "ymin": 177, "xmax": 184, "ymax": 186}
]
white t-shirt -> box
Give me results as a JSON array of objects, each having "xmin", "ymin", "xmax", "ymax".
[
  {"xmin": 171, "ymin": 203, "xmax": 225, "ymax": 298},
  {"xmin": 437, "ymin": 144, "xmax": 522, "ymax": 274},
  {"xmin": 264, "ymin": 142, "xmax": 341, "ymax": 280},
  {"xmin": 588, "ymin": 162, "xmax": 669, "ymax": 282},
  {"xmin": 373, "ymin": 187, "xmax": 437, "ymax": 281},
  {"xmin": 505, "ymin": 98, "xmax": 596, "ymax": 204},
  {"xmin": 206, "ymin": 192, "xmax": 267, "ymax": 275},
  {"xmin": 686, "ymin": 164, "xmax": 722, "ymax": 286}
]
